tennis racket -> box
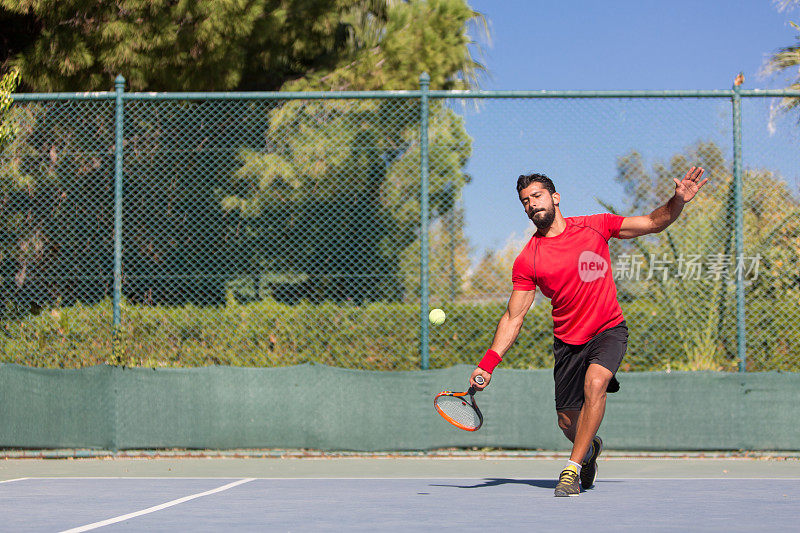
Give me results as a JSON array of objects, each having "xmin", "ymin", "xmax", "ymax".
[{"xmin": 434, "ymin": 375, "xmax": 484, "ymax": 431}]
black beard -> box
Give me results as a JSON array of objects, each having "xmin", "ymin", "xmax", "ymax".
[{"xmin": 531, "ymin": 208, "xmax": 555, "ymax": 230}]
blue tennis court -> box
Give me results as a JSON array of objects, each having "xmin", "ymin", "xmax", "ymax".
[{"xmin": 3, "ymin": 457, "xmax": 799, "ymax": 532}]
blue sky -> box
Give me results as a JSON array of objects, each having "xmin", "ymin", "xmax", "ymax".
[
  {"xmin": 458, "ymin": 0, "xmax": 800, "ymax": 256},
  {"xmin": 469, "ymin": 0, "xmax": 796, "ymax": 91}
]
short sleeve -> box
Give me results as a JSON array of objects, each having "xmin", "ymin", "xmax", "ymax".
[
  {"xmin": 511, "ymin": 251, "xmax": 537, "ymax": 291},
  {"xmin": 587, "ymin": 213, "xmax": 625, "ymax": 240}
]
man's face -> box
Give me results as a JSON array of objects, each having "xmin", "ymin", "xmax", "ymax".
[{"xmin": 519, "ymin": 182, "xmax": 558, "ymax": 230}]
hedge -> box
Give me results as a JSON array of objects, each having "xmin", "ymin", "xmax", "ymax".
[{"xmin": 1, "ymin": 297, "xmax": 797, "ymax": 371}]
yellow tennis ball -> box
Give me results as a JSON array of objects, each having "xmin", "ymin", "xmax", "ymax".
[{"xmin": 429, "ymin": 308, "xmax": 446, "ymax": 325}]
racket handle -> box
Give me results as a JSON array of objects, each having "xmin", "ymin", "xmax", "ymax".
[{"xmin": 469, "ymin": 375, "xmax": 485, "ymax": 395}]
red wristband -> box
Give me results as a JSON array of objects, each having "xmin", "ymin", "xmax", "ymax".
[{"xmin": 478, "ymin": 349, "xmax": 502, "ymax": 373}]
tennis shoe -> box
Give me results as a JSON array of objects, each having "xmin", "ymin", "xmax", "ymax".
[
  {"xmin": 580, "ymin": 435, "xmax": 603, "ymax": 490},
  {"xmin": 554, "ymin": 464, "xmax": 580, "ymax": 497}
]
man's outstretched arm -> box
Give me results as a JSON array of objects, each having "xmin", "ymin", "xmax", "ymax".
[
  {"xmin": 618, "ymin": 166, "xmax": 708, "ymax": 239},
  {"xmin": 470, "ymin": 289, "xmax": 536, "ymax": 388}
]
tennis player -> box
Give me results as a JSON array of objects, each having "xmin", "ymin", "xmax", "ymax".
[{"xmin": 470, "ymin": 167, "xmax": 707, "ymax": 496}]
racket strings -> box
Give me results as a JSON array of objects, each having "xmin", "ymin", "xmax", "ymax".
[{"xmin": 435, "ymin": 395, "xmax": 481, "ymax": 429}]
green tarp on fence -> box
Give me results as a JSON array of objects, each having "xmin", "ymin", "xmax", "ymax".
[{"xmin": 1, "ymin": 364, "xmax": 798, "ymax": 451}]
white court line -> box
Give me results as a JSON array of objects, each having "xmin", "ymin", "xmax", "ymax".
[
  {"xmin": 58, "ymin": 478, "xmax": 254, "ymax": 533},
  {"xmin": 0, "ymin": 478, "xmax": 29, "ymax": 484}
]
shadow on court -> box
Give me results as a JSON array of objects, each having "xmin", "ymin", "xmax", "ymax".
[
  {"xmin": 430, "ymin": 478, "xmax": 623, "ymax": 490},
  {"xmin": 431, "ymin": 478, "xmax": 558, "ymax": 489}
]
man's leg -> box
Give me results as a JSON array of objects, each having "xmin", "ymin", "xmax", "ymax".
[
  {"xmin": 554, "ymin": 323, "xmax": 627, "ymax": 496},
  {"xmin": 569, "ymin": 363, "xmax": 612, "ymax": 464},
  {"xmin": 552, "ymin": 338, "xmax": 603, "ymax": 497},
  {"xmin": 557, "ymin": 409, "xmax": 579, "ymax": 442}
]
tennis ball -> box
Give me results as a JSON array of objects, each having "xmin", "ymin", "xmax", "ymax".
[{"xmin": 429, "ymin": 308, "xmax": 446, "ymax": 325}]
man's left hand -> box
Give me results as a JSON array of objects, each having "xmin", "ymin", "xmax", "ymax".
[{"xmin": 673, "ymin": 166, "xmax": 708, "ymax": 203}]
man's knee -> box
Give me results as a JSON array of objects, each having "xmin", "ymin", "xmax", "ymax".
[
  {"xmin": 584, "ymin": 376, "xmax": 610, "ymax": 401},
  {"xmin": 557, "ymin": 410, "xmax": 578, "ymax": 431}
]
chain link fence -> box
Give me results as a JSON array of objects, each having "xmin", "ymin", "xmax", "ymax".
[
  {"xmin": 1, "ymin": 82, "xmax": 798, "ymax": 371},
  {"xmin": 0, "ymin": 98, "xmax": 116, "ymax": 366},
  {"xmin": 430, "ymin": 95, "xmax": 799, "ymax": 372}
]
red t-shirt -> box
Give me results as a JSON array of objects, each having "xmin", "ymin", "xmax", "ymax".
[{"xmin": 512, "ymin": 214, "xmax": 625, "ymax": 345}]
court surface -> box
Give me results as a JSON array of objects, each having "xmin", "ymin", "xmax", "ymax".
[{"xmin": 2, "ymin": 455, "xmax": 799, "ymax": 532}]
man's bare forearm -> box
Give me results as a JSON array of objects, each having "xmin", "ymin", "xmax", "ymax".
[
  {"xmin": 648, "ymin": 194, "xmax": 686, "ymax": 233},
  {"xmin": 482, "ymin": 289, "xmax": 536, "ymax": 365},
  {"xmin": 489, "ymin": 313, "xmax": 525, "ymax": 357}
]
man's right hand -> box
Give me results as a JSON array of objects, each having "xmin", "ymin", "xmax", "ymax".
[{"xmin": 470, "ymin": 368, "xmax": 491, "ymax": 390}]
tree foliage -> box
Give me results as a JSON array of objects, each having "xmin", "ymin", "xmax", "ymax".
[
  {"xmin": 0, "ymin": 0, "xmax": 486, "ymax": 312},
  {"xmin": 215, "ymin": 0, "xmax": 483, "ymax": 303},
  {"xmin": 762, "ymin": 20, "xmax": 800, "ymax": 116},
  {"xmin": 1, "ymin": 0, "xmax": 485, "ymax": 92},
  {"xmin": 2, "ymin": 0, "xmax": 363, "ymax": 91},
  {"xmin": 601, "ymin": 141, "xmax": 800, "ymax": 371},
  {"xmin": 763, "ymin": 1, "xmax": 800, "ymax": 116},
  {"xmin": 0, "ymin": 67, "xmax": 19, "ymax": 147},
  {"xmin": 0, "ymin": 97, "xmax": 116, "ymax": 317}
]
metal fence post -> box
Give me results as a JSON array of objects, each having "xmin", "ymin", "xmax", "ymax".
[
  {"xmin": 419, "ymin": 72, "xmax": 431, "ymax": 370},
  {"xmin": 732, "ymin": 80, "xmax": 746, "ymax": 372},
  {"xmin": 112, "ymin": 74, "xmax": 125, "ymax": 365}
]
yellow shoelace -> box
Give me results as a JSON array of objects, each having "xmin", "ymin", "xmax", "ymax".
[{"xmin": 559, "ymin": 468, "xmax": 578, "ymax": 484}]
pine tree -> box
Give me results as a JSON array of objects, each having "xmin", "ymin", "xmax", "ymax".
[
  {"xmin": 1, "ymin": 0, "xmax": 398, "ymax": 92},
  {"xmin": 0, "ymin": 0, "xmax": 487, "ymax": 307},
  {"xmin": 220, "ymin": 0, "xmax": 485, "ymax": 302}
]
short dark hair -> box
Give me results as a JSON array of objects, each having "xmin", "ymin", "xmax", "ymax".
[{"xmin": 517, "ymin": 173, "xmax": 556, "ymax": 195}]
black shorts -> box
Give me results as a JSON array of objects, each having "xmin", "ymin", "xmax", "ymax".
[{"xmin": 553, "ymin": 321, "xmax": 628, "ymax": 412}]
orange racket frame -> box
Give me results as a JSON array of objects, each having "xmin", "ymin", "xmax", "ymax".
[{"xmin": 434, "ymin": 386, "xmax": 484, "ymax": 431}]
